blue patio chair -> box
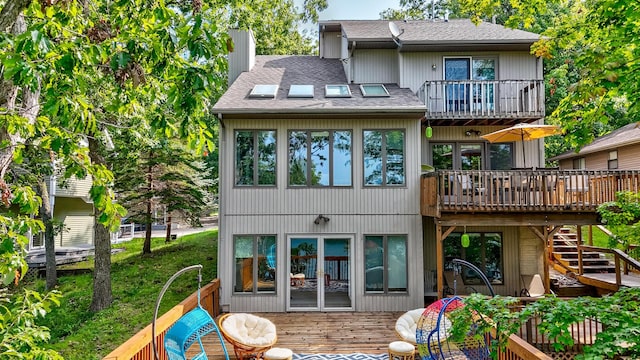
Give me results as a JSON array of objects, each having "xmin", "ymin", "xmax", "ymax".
[{"xmin": 153, "ymin": 265, "xmax": 230, "ymax": 360}]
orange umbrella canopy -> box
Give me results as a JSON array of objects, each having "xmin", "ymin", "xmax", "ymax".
[
  {"xmin": 481, "ymin": 123, "xmax": 563, "ymax": 167},
  {"xmin": 481, "ymin": 123, "xmax": 563, "ymax": 143}
]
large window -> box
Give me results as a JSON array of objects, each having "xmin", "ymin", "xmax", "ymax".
[
  {"xmin": 363, "ymin": 130, "xmax": 405, "ymax": 186},
  {"xmin": 288, "ymin": 130, "xmax": 352, "ymax": 187},
  {"xmin": 443, "ymin": 232, "xmax": 503, "ymax": 285},
  {"xmin": 235, "ymin": 130, "xmax": 276, "ymax": 186},
  {"xmin": 364, "ymin": 235, "xmax": 407, "ymax": 293},
  {"xmin": 431, "ymin": 142, "xmax": 512, "ymax": 170},
  {"xmin": 233, "ymin": 235, "xmax": 276, "ymax": 293}
]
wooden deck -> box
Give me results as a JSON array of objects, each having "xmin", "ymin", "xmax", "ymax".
[{"xmin": 194, "ymin": 312, "xmax": 404, "ymax": 359}]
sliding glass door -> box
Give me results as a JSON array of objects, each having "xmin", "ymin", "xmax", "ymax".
[{"xmin": 288, "ymin": 236, "xmax": 353, "ymax": 311}]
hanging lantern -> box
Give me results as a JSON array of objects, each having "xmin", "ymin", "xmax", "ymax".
[
  {"xmin": 425, "ymin": 126, "xmax": 433, "ymax": 138},
  {"xmin": 461, "ymin": 233, "xmax": 470, "ymax": 247}
]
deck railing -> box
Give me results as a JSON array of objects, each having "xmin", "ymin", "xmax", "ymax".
[
  {"xmin": 417, "ymin": 80, "xmax": 544, "ymax": 119},
  {"xmin": 103, "ymin": 279, "xmax": 221, "ymax": 360},
  {"xmin": 421, "ymin": 169, "xmax": 640, "ymax": 216}
]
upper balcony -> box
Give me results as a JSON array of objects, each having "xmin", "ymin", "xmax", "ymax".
[
  {"xmin": 421, "ymin": 169, "xmax": 640, "ymax": 217},
  {"xmin": 417, "ymin": 80, "xmax": 544, "ymax": 124}
]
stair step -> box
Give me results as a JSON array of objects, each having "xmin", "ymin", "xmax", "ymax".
[{"xmin": 553, "ymin": 251, "xmax": 606, "ymax": 259}]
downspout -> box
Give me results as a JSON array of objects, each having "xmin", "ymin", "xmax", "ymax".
[{"xmin": 217, "ymin": 113, "xmax": 228, "ymax": 311}]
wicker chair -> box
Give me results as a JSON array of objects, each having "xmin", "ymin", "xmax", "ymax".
[
  {"xmin": 395, "ymin": 308, "xmax": 426, "ymax": 345},
  {"xmin": 218, "ymin": 313, "xmax": 277, "ymax": 359}
]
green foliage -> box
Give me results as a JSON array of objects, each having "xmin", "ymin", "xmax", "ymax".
[
  {"xmin": 452, "ymin": 289, "xmax": 640, "ymax": 359},
  {"xmin": 30, "ymin": 230, "xmax": 219, "ymax": 359},
  {"xmin": 0, "ymin": 288, "xmax": 63, "ymax": 359},
  {"xmin": 597, "ymin": 191, "xmax": 640, "ymax": 256}
]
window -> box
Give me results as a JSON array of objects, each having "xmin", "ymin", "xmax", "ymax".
[
  {"xmin": 364, "ymin": 235, "xmax": 407, "ymax": 293},
  {"xmin": 288, "ymin": 130, "xmax": 352, "ymax": 187},
  {"xmin": 235, "ymin": 130, "xmax": 276, "ymax": 186},
  {"xmin": 249, "ymin": 84, "xmax": 278, "ymax": 98},
  {"xmin": 363, "ymin": 130, "xmax": 405, "ymax": 186},
  {"xmin": 360, "ymin": 84, "xmax": 390, "ymax": 97},
  {"xmin": 608, "ymin": 150, "xmax": 618, "ymax": 170},
  {"xmin": 288, "ymin": 85, "xmax": 314, "ymax": 98},
  {"xmin": 573, "ymin": 157, "xmax": 586, "ymax": 169},
  {"xmin": 444, "ymin": 232, "xmax": 503, "ymax": 285},
  {"xmin": 233, "ymin": 235, "xmax": 276, "ymax": 293},
  {"xmin": 489, "ymin": 144, "xmax": 513, "ymax": 170},
  {"xmin": 430, "ymin": 142, "xmax": 512, "ymax": 170},
  {"xmin": 325, "ymin": 85, "xmax": 352, "ymax": 97}
]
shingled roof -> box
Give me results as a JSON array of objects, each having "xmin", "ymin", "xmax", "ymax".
[
  {"xmin": 212, "ymin": 55, "xmax": 425, "ymax": 115},
  {"xmin": 549, "ymin": 122, "xmax": 640, "ymax": 161},
  {"xmin": 333, "ymin": 19, "xmax": 540, "ymax": 44}
]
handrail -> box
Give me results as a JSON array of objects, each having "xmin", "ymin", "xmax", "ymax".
[
  {"xmin": 421, "ymin": 169, "xmax": 640, "ymax": 215},
  {"xmin": 103, "ymin": 278, "xmax": 221, "ymax": 360},
  {"xmin": 578, "ymin": 245, "xmax": 640, "ymax": 285}
]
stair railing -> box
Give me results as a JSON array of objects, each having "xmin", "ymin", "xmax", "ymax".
[{"xmin": 578, "ymin": 245, "xmax": 640, "ymax": 287}]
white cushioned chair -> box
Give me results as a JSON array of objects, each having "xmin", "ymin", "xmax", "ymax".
[
  {"xmin": 219, "ymin": 313, "xmax": 278, "ymax": 359},
  {"xmin": 395, "ymin": 308, "xmax": 426, "ymax": 345}
]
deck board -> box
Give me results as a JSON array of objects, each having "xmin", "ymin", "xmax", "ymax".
[{"xmin": 192, "ymin": 312, "xmax": 404, "ymax": 359}]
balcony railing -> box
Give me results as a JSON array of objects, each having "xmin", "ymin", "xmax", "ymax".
[
  {"xmin": 417, "ymin": 80, "xmax": 544, "ymax": 120},
  {"xmin": 421, "ymin": 169, "xmax": 640, "ymax": 216}
]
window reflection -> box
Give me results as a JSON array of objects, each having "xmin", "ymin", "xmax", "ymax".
[
  {"xmin": 289, "ymin": 130, "xmax": 352, "ymax": 187},
  {"xmin": 443, "ymin": 232, "xmax": 503, "ymax": 285}
]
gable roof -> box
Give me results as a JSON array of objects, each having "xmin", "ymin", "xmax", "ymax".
[
  {"xmin": 548, "ymin": 122, "xmax": 640, "ymax": 161},
  {"xmin": 212, "ymin": 55, "xmax": 425, "ymax": 116},
  {"xmin": 320, "ymin": 19, "xmax": 540, "ymax": 51}
]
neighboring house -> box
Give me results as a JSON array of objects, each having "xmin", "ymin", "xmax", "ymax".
[
  {"xmin": 549, "ymin": 122, "xmax": 640, "ymax": 170},
  {"xmin": 28, "ymin": 174, "xmax": 95, "ymax": 251},
  {"xmin": 213, "ymin": 20, "xmax": 635, "ymax": 313}
]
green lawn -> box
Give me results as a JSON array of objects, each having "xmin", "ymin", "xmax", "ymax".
[{"xmin": 27, "ymin": 230, "xmax": 218, "ymax": 360}]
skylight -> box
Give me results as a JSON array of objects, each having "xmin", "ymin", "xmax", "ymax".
[
  {"xmin": 249, "ymin": 84, "xmax": 278, "ymax": 98},
  {"xmin": 325, "ymin": 85, "xmax": 352, "ymax": 98},
  {"xmin": 360, "ymin": 84, "xmax": 390, "ymax": 97},
  {"xmin": 288, "ymin": 85, "xmax": 314, "ymax": 98}
]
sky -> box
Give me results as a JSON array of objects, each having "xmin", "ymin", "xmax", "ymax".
[{"xmin": 294, "ymin": 0, "xmax": 401, "ymax": 32}]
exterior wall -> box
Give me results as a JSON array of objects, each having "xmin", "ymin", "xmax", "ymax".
[
  {"xmin": 219, "ymin": 117, "xmax": 424, "ymax": 312},
  {"xmin": 228, "ymin": 29, "xmax": 256, "ymax": 86},
  {"xmin": 518, "ymin": 227, "xmax": 545, "ymax": 278},
  {"xmin": 557, "ymin": 144, "xmax": 640, "ymax": 170},
  {"xmin": 320, "ymin": 31, "xmax": 341, "ymax": 59},
  {"xmin": 54, "ymin": 197, "xmax": 94, "ymax": 247},
  {"xmin": 351, "ymin": 49, "xmax": 399, "ymax": 85},
  {"xmin": 422, "ymin": 124, "xmax": 544, "ymax": 169},
  {"xmin": 399, "ymin": 51, "xmax": 539, "ymax": 94},
  {"xmin": 422, "ymin": 221, "xmax": 522, "ymax": 297},
  {"xmin": 54, "ymin": 175, "xmax": 92, "ymax": 199},
  {"xmin": 341, "ymin": 30, "xmax": 351, "ymax": 82},
  {"xmin": 619, "ymin": 144, "xmax": 640, "ymax": 169}
]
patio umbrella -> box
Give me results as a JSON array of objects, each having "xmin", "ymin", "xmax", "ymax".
[{"xmin": 481, "ymin": 123, "xmax": 562, "ymax": 167}]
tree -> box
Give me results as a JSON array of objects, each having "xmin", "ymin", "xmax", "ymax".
[{"xmin": 598, "ymin": 191, "xmax": 640, "ymax": 258}]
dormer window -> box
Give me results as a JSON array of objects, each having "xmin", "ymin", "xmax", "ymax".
[
  {"xmin": 288, "ymin": 85, "xmax": 314, "ymax": 98},
  {"xmin": 360, "ymin": 84, "xmax": 390, "ymax": 97},
  {"xmin": 249, "ymin": 84, "xmax": 278, "ymax": 98},
  {"xmin": 325, "ymin": 84, "xmax": 352, "ymax": 98}
]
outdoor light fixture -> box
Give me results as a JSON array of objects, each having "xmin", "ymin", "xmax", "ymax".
[
  {"xmin": 314, "ymin": 214, "xmax": 330, "ymax": 225},
  {"xmin": 425, "ymin": 119, "xmax": 433, "ymax": 138},
  {"xmin": 431, "ymin": 63, "xmax": 437, "ymax": 70},
  {"xmin": 465, "ymin": 129, "xmax": 481, "ymax": 137},
  {"xmin": 461, "ymin": 226, "xmax": 470, "ymax": 248}
]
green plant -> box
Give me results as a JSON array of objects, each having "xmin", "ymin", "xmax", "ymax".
[
  {"xmin": 598, "ymin": 191, "xmax": 640, "ymax": 257},
  {"xmin": 452, "ymin": 289, "xmax": 640, "ymax": 359}
]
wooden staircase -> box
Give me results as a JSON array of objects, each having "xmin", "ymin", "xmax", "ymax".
[{"xmin": 551, "ymin": 228, "xmax": 616, "ymax": 274}]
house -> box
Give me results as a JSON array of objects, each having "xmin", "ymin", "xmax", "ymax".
[
  {"xmin": 549, "ymin": 122, "xmax": 640, "ymax": 170},
  {"xmin": 28, "ymin": 174, "xmax": 95, "ymax": 251},
  {"xmin": 213, "ymin": 20, "xmax": 637, "ymax": 313}
]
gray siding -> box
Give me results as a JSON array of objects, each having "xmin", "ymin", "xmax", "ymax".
[
  {"xmin": 320, "ymin": 31, "xmax": 341, "ymax": 59},
  {"xmin": 228, "ymin": 29, "xmax": 256, "ymax": 86},
  {"xmin": 352, "ymin": 49, "xmax": 399, "ymax": 85},
  {"xmin": 422, "ymin": 124, "xmax": 544, "ymax": 169},
  {"xmin": 219, "ymin": 117, "xmax": 423, "ymax": 312},
  {"xmin": 423, "ymin": 224, "xmax": 522, "ymax": 297},
  {"xmin": 619, "ymin": 144, "xmax": 640, "ymax": 170}
]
